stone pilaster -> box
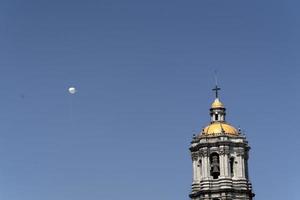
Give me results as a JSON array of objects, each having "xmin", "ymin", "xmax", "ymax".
[{"xmin": 191, "ymin": 152, "xmax": 198, "ymax": 183}]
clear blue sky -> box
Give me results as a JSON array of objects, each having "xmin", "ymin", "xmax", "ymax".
[{"xmin": 0, "ymin": 0, "xmax": 299, "ymax": 199}]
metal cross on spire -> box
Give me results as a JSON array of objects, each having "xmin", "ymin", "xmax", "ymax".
[
  {"xmin": 212, "ymin": 85, "xmax": 221, "ymax": 98},
  {"xmin": 212, "ymin": 70, "xmax": 221, "ymax": 98}
]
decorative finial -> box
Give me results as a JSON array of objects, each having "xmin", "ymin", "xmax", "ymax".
[
  {"xmin": 238, "ymin": 126, "xmax": 242, "ymax": 134},
  {"xmin": 192, "ymin": 130, "xmax": 197, "ymax": 139}
]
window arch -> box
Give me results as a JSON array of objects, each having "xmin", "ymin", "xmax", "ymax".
[
  {"xmin": 215, "ymin": 114, "xmax": 219, "ymax": 121},
  {"xmin": 210, "ymin": 153, "xmax": 220, "ymax": 179}
]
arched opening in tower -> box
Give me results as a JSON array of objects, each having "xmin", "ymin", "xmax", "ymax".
[{"xmin": 210, "ymin": 153, "xmax": 220, "ymax": 179}]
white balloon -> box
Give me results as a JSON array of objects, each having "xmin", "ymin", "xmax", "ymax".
[{"xmin": 68, "ymin": 87, "xmax": 76, "ymax": 94}]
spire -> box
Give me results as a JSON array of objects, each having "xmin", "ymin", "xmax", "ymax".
[
  {"xmin": 210, "ymin": 85, "xmax": 226, "ymax": 122},
  {"xmin": 211, "ymin": 85, "xmax": 224, "ymax": 109}
]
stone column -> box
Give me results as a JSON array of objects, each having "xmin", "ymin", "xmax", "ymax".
[
  {"xmin": 192, "ymin": 152, "xmax": 198, "ymax": 183},
  {"xmin": 224, "ymin": 146, "xmax": 230, "ymax": 177},
  {"xmin": 201, "ymin": 148, "xmax": 209, "ymax": 179},
  {"xmin": 236, "ymin": 148, "xmax": 245, "ymax": 178},
  {"xmin": 219, "ymin": 146, "xmax": 225, "ymax": 177},
  {"xmin": 241, "ymin": 154, "xmax": 245, "ymax": 178},
  {"xmin": 202, "ymin": 155, "xmax": 207, "ymax": 178},
  {"xmin": 197, "ymin": 156, "xmax": 201, "ymax": 182}
]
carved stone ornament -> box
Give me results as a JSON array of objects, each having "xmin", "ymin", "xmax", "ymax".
[
  {"xmin": 201, "ymin": 148, "xmax": 209, "ymax": 157},
  {"xmin": 224, "ymin": 146, "xmax": 230, "ymax": 155},
  {"xmin": 199, "ymin": 149, "xmax": 204, "ymax": 157},
  {"xmin": 236, "ymin": 148, "xmax": 245, "ymax": 157},
  {"xmin": 191, "ymin": 152, "xmax": 198, "ymax": 161},
  {"xmin": 219, "ymin": 146, "xmax": 225, "ymax": 155}
]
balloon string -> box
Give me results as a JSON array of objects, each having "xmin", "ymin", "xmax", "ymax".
[{"xmin": 70, "ymin": 95, "xmax": 73, "ymax": 123}]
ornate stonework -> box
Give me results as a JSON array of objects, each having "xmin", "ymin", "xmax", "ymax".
[
  {"xmin": 189, "ymin": 87, "xmax": 254, "ymax": 200},
  {"xmin": 192, "ymin": 152, "xmax": 199, "ymax": 161}
]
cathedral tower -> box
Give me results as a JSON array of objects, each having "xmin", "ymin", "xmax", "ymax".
[{"xmin": 189, "ymin": 86, "xmax": 254, "ymax": 200}]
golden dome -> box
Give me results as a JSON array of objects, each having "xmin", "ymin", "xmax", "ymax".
[
  {"xmin": 202, "ymin": 122, "xmax": 239, "ymax": 136},
  {"xmin": 211, "ymin": 98, "xmax": 224, "ymax": 109}
]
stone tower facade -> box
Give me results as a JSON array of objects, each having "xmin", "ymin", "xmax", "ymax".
[{"xmin": 189, "ymin": 87, "xmax": 254, "ymax": 200}]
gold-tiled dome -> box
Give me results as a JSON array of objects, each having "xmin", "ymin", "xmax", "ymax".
[
  {"xmin": 202, "ymin": 122, "xmax": 238, "ymax": 136},
  {"xmin": 211, "ymin": 98, "xmax": 224, "ymax": 109}
]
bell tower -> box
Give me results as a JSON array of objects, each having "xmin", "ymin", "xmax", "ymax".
[{"xmin": 189, "ymin": 86, "xmax": 254, "ymax": 200}]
